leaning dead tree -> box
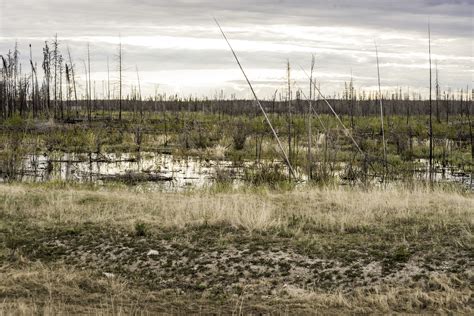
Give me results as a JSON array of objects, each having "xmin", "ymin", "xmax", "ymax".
[
  {"xmin": 66, "ymin": 46, "xmax": 78, "ymax": 117},
  {"xmin": 299, "ymin": 66, "xmax": 366, "ymax": 158},
  {"xmin": 375, "ymin": 41, "xmax": 387, "ymax": 182},
  {"xmin": 215, "ymin": 18, "xmax": 297, "ymax": 180}
]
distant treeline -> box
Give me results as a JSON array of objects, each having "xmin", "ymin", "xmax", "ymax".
[
  {"xmin": 1, "ymin": 40, "xmax": 472, "ymax": 120},
  {"xmin": 105, "ymin": 98, "xmax": 473, "ymax": 118},
  {"xmin": 2, "ymin": 98, "xmax": 469, "ymax": 119}
]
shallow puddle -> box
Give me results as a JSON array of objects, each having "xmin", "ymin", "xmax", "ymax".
[{"xmin": 1, "ymin": 152, "xmax": 472, "ymax": 191}]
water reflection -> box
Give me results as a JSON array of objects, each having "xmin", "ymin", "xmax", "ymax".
[{"xmin": 1, "ymin": 152, "xmax": 472, "ymax": 191}]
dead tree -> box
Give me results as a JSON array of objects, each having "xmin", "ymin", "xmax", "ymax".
[
  {"xmin": 66, "ymin": 46, "xmax": 78, "ymax": 118},
  {"xmin": 42, "ymin": 41, "xmax": 52, "ymax": 117},
  {"xmin": 215, "ymin": 19, "xmax": 297, "ymax": 179},
  {"xmin": 52, "ymin": 35, "xmax": 59, "ymax": 118},
  {"xmin": 29, "ymin": 44, "xmax": 37, "ymax": 118},
  {"xmin": 287, "ymin": 60, "xmax": 292, "ymax": 175},
  {"xmin": 307, "ymin": 55, "xmax": 315, "ymax": 180},
  {"xmin": 428, "ymin": 23, "xmax": 434, "ymax": 185},
  {"xmin": 375, "ymin": 41, "xmax": 387, "ymax": 182},
  {"xmin": 87, "ymin": 43, "xmax": 92, "ymax": 122},
  {"xmin": 118, "ymin": 38, "xmax": 123, "ymax": 121}
]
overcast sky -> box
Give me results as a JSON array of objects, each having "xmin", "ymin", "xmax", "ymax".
[{"xmin": 0, "ymin": 0, "xmax": 472, "ymax": 99}]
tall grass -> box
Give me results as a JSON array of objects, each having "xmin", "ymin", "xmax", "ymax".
[{"xmin": 1, "ymin": 183, "xmax": 471, "ymax": 233}]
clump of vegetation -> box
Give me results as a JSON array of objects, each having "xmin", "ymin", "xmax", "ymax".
[
  {"xmin": 232, "ymin": 120, "xmax": 249, "ymax": 150},
  {"xmin": 243, "ymin": 164, "xmax": 289, "ymax": 187},
  {"xmin": 134, "ymin": 221, "xmax": 148, "ymax": 237}
]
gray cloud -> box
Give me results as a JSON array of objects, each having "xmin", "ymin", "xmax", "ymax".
[
  {"xmin": 0, "ymin": 0, "xmax": 472, "ymax": 98},
  {"xmin": 2, "ymin": 0, "xmax": 471, "ymax": 36}
]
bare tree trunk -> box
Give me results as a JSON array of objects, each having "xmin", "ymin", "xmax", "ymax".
[
  {"xmin": 428, "ymin": 23, "xmax": 434, "ymax": 186},
  {"xmin": 107, "ymin": 56, "xmax": 111, "ymax": 118},
  {"xmin": 13, "ymin": 43, "xmax": 18, "ymax": 116},
  {"xmin": 59, "ymin": 55, "xmax": 64, "ymax": 120},
  {"xmin": 1, "ymin": 56, "xmax": 7, "ymax": 119},
  {"xmin": 29, "ymin": 44, "xmax": 36, "ymax": 118},
  {"xmin": 67, "ymin": 46, "xmax": 78, "ymax": 118},
  {"xmin": 83, "ymin": 60, "xmax": 88, "ymax": 119},
  {"xmin": 287, "ymin": 60, "xmax": 292, "ymax": 179},
  {"xmin": 435, "ymin": 62, "xmax": 440, "ymax": 123},
  {"xmin": 87, "ymin": 43, "xmax": 92, "ymax": 122},
  {"xmin": 136, "ymin": 65, "xmax": 143, "ymax": 121},
  {"xmin": 350, "ymin": 72, "xmax": 354, "ymax": 129},
  {"xmin": 446, "ymin": 91, "xmax": 449, "ymax": 124},
  {"xmin": 43, "ymin": 41, "xmax": 52, "ymax": 117},
  {"xmin": 406, "ymin": 88, "xmax": 411, "ymax": 126},
  {"xmin": 65, "ymin": 64, "xmax": 71, "ymax": 119},
  {"xmin": 466, "ymin": 89, "xmax": 473, "ymax": 160},
  {"xmin": 307, "ymin": 55, "xmax": 315, "ymax": 180},
  {"xmin": 215, "ymin": 19, "xmax": 297, "ymax": 179},
  {"xmin": 375, "ymin": 41, "xmax": 387, "ymax": 182},
  {"xmin": 53, "ymin": 34, "xmax": 58, "ymax": 119},
  {"xmin": 118, "ymin": 38, "xmax": 123, "ymax": 121}
]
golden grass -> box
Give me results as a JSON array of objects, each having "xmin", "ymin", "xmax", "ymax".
[
  {"xmin": 0, "ymin": 183, "xmax": 472, "ymax": 233},
  {"xmin": 1, "ymin": 183, "xmax": 472, "ymax": 314},
  {"xmin": 0, "ymin": 184, "xmax": 474, "ymax": 315}
]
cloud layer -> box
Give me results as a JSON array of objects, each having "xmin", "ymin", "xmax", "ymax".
[{"xmin": 0, "ymin": 0, "xmax": 472, "ymax": 98}]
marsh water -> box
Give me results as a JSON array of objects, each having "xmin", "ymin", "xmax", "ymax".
[
  {"xmin": 1, "ymin": 151, "xmax": 472, "ymax": 191},
  {"xmin": 9, "ymin": 152, "xmax": 249, "ymax": 191}
]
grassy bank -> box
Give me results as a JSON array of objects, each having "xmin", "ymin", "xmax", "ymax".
[{"xmin": 0, "ymin": 183, "xmax": 473, "ymax": 314}]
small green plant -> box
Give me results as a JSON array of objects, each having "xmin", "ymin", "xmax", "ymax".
[
  {"xmin": 243, "ymin": 164, "xmax": 289, "ymax": 187},
  {"xmin": 134, "ymin": 221, "xmax": 148, "ymax": 237},
  {"xmin": 232, "ymin": 120, "xmax": 249, "ymax": 150},
  {"xmin": 392, "ymin": 245, "xmax": 411, "ymax": 263},
  {"xmin": 4, "ymin": 115, "xmax": 25, "ymax": 127}
]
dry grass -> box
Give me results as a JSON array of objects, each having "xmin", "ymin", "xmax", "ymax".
[
  {"xmin": 1, "ymin": 262, "xmax": 471, "ymax": 315},
  {"xmin": 0, "ymin": 262, "xmax": 207, "ymax": 315},
  {"xmin": 1, "ymin": 183, "xmax": 472, "ymax": 233},
  {"xmin": 0, "ymin": 262, "xmax": 134, "ymax": 315},
  {"xmin": 0, "ymin": 183, "xmax": 472, "ymax": 314},
  {"xmin": 283, "ymin": 272, "xmax": 472, "ymax": 313}
]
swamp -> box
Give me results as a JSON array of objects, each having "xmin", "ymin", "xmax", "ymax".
[{"xmin": 1, "ymin": 5, "xmax": 473, "ymax": 313}]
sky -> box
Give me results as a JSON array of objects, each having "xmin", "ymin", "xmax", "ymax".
[{"xmin": 0, "ymin": 0, "xmax": 472, "ymax": 99}]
